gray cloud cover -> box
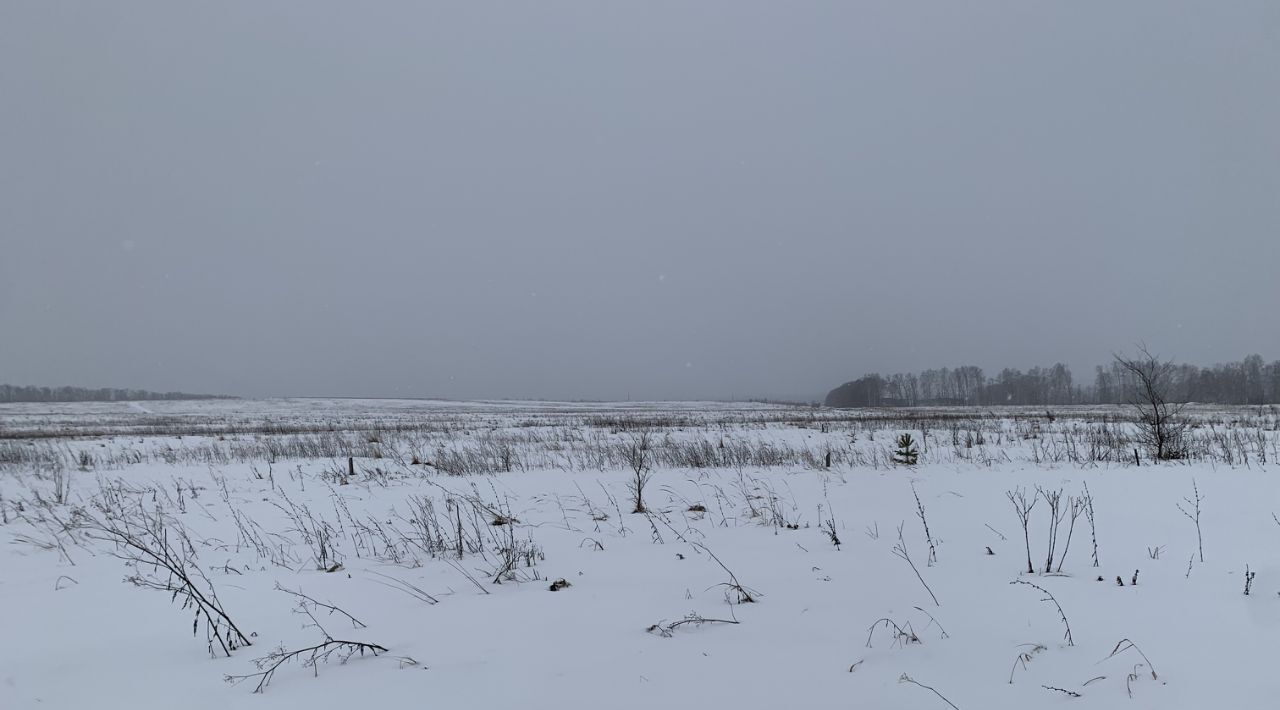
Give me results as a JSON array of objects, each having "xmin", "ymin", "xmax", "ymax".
[{"xmin": 2, "ymin": 1, "xmax": 1277, "ymax": 400}]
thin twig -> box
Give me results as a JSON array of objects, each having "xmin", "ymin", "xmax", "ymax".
[
  {"xmin": 899, "ymin": 674, "xmax": 961, "ymax": 710},
  {"xmin": 275, "ymin": 584, "xmax": 367, "ymax": 628},
  {"xmin": 225, "ymin": 639, "xmax": 389, "ymax": 693}
]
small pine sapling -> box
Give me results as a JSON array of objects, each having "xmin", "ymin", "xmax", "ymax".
[{"xmin": 893, "ymin": 433, "xmax": 919, "ymax": 466}]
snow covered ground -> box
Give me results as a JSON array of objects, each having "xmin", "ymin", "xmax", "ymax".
[{"xmin": 2, "ymin": 400, "xmax": 1278, "ymax": 709}]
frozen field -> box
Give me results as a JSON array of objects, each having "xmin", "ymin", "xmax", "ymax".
[{"xmin": 3, "ymin": 399, "xmax": 1279, "ymax": 709}]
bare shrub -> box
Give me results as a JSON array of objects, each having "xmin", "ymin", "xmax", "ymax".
[
  {"xmin": 1006, "ymin": 488, "xmax": 1038, "ymax": 574},
  {"xmin": 1114, "ymin": 346, "xmax": 1188, "ymax": 460}
]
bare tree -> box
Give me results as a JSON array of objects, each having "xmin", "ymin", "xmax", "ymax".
[
  {"xmin": 1114, "ymin": 345, "xmax": 1187, "ymax": 461},
  {"xmin": 624, "ymin": 431, "xmax": 653, "ymax": 514}
]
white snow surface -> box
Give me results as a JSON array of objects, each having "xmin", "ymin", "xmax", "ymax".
[{"xmin": 2, "ymin": 400, "xmax": 1278, "ymax": 709}]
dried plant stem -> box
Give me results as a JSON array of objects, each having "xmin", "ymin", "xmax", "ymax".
[
  {"xmin": 893, "ymin": 522, "xmax": 940, "ymax": 606},
  {"xmin": 1009, "ymin": 579, "xmax": 1073, "ymax": 646}
]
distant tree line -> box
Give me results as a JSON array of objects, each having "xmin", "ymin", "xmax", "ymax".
[
  {"xmin": 825, "ymin": 354, "xmax": 1280, "ymax": 408},
  {"xmin": 0, "ymin": 384, "xmax": 234, "ymax": 403}
]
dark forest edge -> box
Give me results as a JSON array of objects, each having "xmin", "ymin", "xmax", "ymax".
[
  {"xmin": 0, "ymin": 385, "xmax": 236, "ymax": 403},
  {"xmin": 826, "ymin": 354, "xmax": 1280, "ymax": 408}
]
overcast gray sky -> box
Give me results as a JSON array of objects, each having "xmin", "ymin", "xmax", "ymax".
[{"xmin": 2, "ymin": 1, "xmax": 1277, "ymax": 401}]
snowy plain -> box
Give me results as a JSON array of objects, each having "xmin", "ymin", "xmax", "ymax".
[{"xmin": 2, "ymin": 399, "xmax": 1278, "ymax": 709}]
